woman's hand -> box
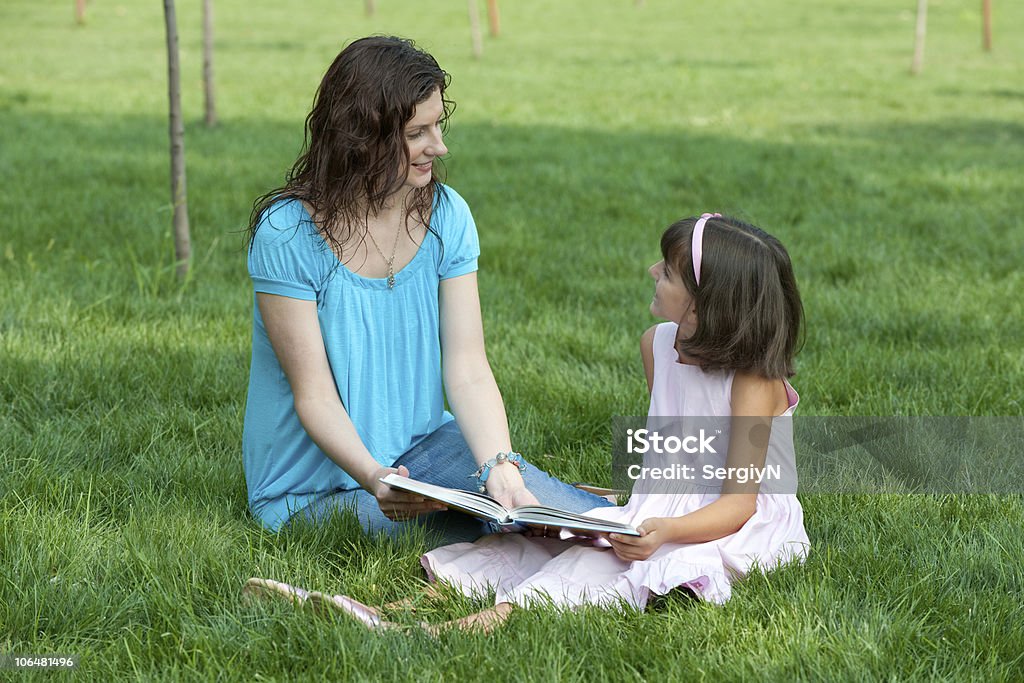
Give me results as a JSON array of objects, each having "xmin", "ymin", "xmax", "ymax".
[
  {"xmin": 369, "ymin": 465, "xmax": 446, "ymax": 522},
  {"xmin": 484, "ymin": 463, "xmax": 540, "ymax": 509},
  {"xmin": 607, "ymin": 517, "xmax": 673, "ymax": 561}
]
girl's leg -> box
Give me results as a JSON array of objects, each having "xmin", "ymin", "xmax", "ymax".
[{"xmin": 422, "ymin": 602, "xmax": 515, "ymax": 635}]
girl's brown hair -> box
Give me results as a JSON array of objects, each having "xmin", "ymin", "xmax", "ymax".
[
  {"xmin": 246, "ymin": 36, "xmax": 453, "ymax": 259},
  {"xmin": 661, "ymin": 215, "xmax": 804, "ymax": 379}
]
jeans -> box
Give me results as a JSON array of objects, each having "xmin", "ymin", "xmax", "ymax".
[{"xmin": 296, "ymin": 421, "xmax": 615, "ymax": 548}]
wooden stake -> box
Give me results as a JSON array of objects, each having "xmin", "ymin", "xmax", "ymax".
[
  {"xmin": 468, "ymin": 0, "xmax": 483, "ymax": 59},
  {"xmin": 911, "ymin": 0, "xmax": 928, "ymax": 75},
  {"xmin": 486, "ymin": 0, "xmax": 501, "ymax": 38},
  {"xmin": 163, "ymin": 0, "xmax": 192, "ymax": 279},
  {"xmin": 202, "ymin": 0, "xmax": 218, "ymax": 127},
  {"xmin": 75, "ymin": 0, "xmax": 86, "ymax": 24},
  {"xmin": 365, "ymin": 0, "xmax": 376, "ymax": 18},
  {"xmin": 982, "ymin": 0, "xmax": 992, "ymax": 51}
]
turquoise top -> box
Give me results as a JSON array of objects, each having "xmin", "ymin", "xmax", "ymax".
[{"xmin": 242, "ymin": 186, "xmax": 480, "ymax": 530}]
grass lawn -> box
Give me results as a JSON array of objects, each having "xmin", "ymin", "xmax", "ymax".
[{"xmin": 2, "ymin": 0, "xmax": 1023, "ymax": 679}]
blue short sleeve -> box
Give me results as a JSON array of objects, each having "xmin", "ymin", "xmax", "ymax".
[
  {"xmin": 247, "ymin": 200, "xmax": 324, "ymax": 301},
  {"xmin": 436, "ymin": 188, "xmax": 480, "ymax": 280}
]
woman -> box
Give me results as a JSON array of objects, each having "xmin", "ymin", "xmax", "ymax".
[{"xmin": 242, "ymin": 36, "xmax": 611, "ymax": 545}]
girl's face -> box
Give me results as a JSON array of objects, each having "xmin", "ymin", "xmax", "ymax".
[
  {"xmin": 649, "ymin": 259, "xmax": 697, "ymax": 335},
  {"xmin": 400, "ymin": 88, "xmax": 448, "ymax": 192}
]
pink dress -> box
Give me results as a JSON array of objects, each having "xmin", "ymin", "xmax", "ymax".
[{"xmin": 422, "ymin": 322, "xmax": 810, "ymax": 606}]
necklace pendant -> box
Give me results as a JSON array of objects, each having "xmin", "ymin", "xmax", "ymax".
[{"xmin": 387, "ymin": 271, "xmax": 396, "ymax": 289}]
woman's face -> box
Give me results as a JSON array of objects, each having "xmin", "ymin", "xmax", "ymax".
[{"xmin": 401, "ymin": 88, "xmax": 447, "ymax": 192}]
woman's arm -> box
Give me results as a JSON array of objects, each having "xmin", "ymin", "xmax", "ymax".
[
  {"xmin": 439, "ymin": 273, "xmax": 539, "ymax": 508},
  {"xmin": 608, "ymin": 371, "xmax": 787, "ymax": 560},
  {"xmin": 257, "ymin": 293, "xmax": 443, "ymax": 519}
]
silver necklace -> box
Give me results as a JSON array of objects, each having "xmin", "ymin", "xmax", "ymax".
[{"xmin": 365, "ymin": 217, "xmax": 403, "ymax": 289}]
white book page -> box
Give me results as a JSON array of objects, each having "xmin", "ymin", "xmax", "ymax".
[{"xmin": 380, "ymin": 474, "xmax": 510, "ymax": 522}]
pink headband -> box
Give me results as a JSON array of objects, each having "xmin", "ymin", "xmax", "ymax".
[{"xmin": 691, "ymin": 212, "xmax": 721, "ymax": 287}]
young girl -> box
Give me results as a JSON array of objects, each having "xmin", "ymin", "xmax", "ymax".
[{"xmin": 249, "ymin": 213, "xmax": 809, "ymax": 631}]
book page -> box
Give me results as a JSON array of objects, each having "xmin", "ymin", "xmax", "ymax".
[
  {"xmin": 380, "ymin": 474, "xmax": 510, "ymax": 523},
  {"xmin": 509, "ymin": 507, "xmax": 641, "ymax": 536}
]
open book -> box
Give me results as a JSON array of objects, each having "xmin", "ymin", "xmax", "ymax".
[{"xmin": 380, "ymin": 473, "xmax": 640, "ymax": 536}]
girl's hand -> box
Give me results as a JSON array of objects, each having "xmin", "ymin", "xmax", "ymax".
[
  {"xmin": 608, "ymin": 518, "xmax": 671, "ymax": 561},
  {"xmin": 370, "ymin": 465, "xmax": 446, "ymax": 522}
]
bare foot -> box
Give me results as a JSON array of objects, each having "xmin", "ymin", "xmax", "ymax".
[
  {"xmin": 381, "ymin": 583, "xmax": 445, "ymax": 612},
  {"xmin": 422, "ymin": 602, "xmax": 515, "ymax": 636}
]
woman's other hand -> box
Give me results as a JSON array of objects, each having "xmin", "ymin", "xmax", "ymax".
[
  {"xmin": 485, "ymin": 463, "xmax": 540, "ymax": 509},
  {"xmin": 369, "ymin": 465, "xmax": 446, "ymax": 521}
]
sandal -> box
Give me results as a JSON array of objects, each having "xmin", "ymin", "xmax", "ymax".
[
  {"xmin": 241, "ymin": 577, "xmax": 312, "ymax": 607},
  {"xmin": 308, "ymin": 592, "xmax": 404, "ymax": 631}
]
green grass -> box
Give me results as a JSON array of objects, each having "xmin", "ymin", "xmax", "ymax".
[{"xmin": 2, "ymin": 0, "xmax": 1023, "ymax": 679}]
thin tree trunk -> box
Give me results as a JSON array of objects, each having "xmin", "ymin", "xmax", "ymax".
[
  {"xmin": 75, "ymin": 0, "xmax": 86, "ymax": 24},
  {"xmin": 486, "ymin": 0, "xmax": 500, "ymax": 38},
  {"xmin": 203, "ymin": 0, "xmax": 217, "ymax": 127},
  {"xmin": 468, "ymin": 0, "xmax": 483, "ymax": 59},
  {"xmin": 981, "ymin": 0, "xmax": 992, "ymax": 51},
  {"xmin": 163, "ymin": 0, "xmax": 191, "ymax": 279},
  {"xmin": 911, "ymin": 0, "xmax": 927, "ymax": 75},
  {"xmin": 365, "ymin": 0, "xmax": 376, "ymax": 17}
]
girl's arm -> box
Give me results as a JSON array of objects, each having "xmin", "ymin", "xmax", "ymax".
[
  {"xmin": 439, "ymin": 273, "xmax": 540, "ymax": 508},
  {"xmin": 257, "ymin": 293, "xmax": 444, "ymax": 519},
  {"xmin": 640, "ymin": 325, "xmax": 657, "ymax": 394},
  {"xmin": 608, "ymin": 371, "xmax": 788, "ymax": 561}
]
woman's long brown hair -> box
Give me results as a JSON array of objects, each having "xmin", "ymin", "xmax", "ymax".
[{"xmin": 247, "ymin": 36, "xmax": 454, "ymax": 263}]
